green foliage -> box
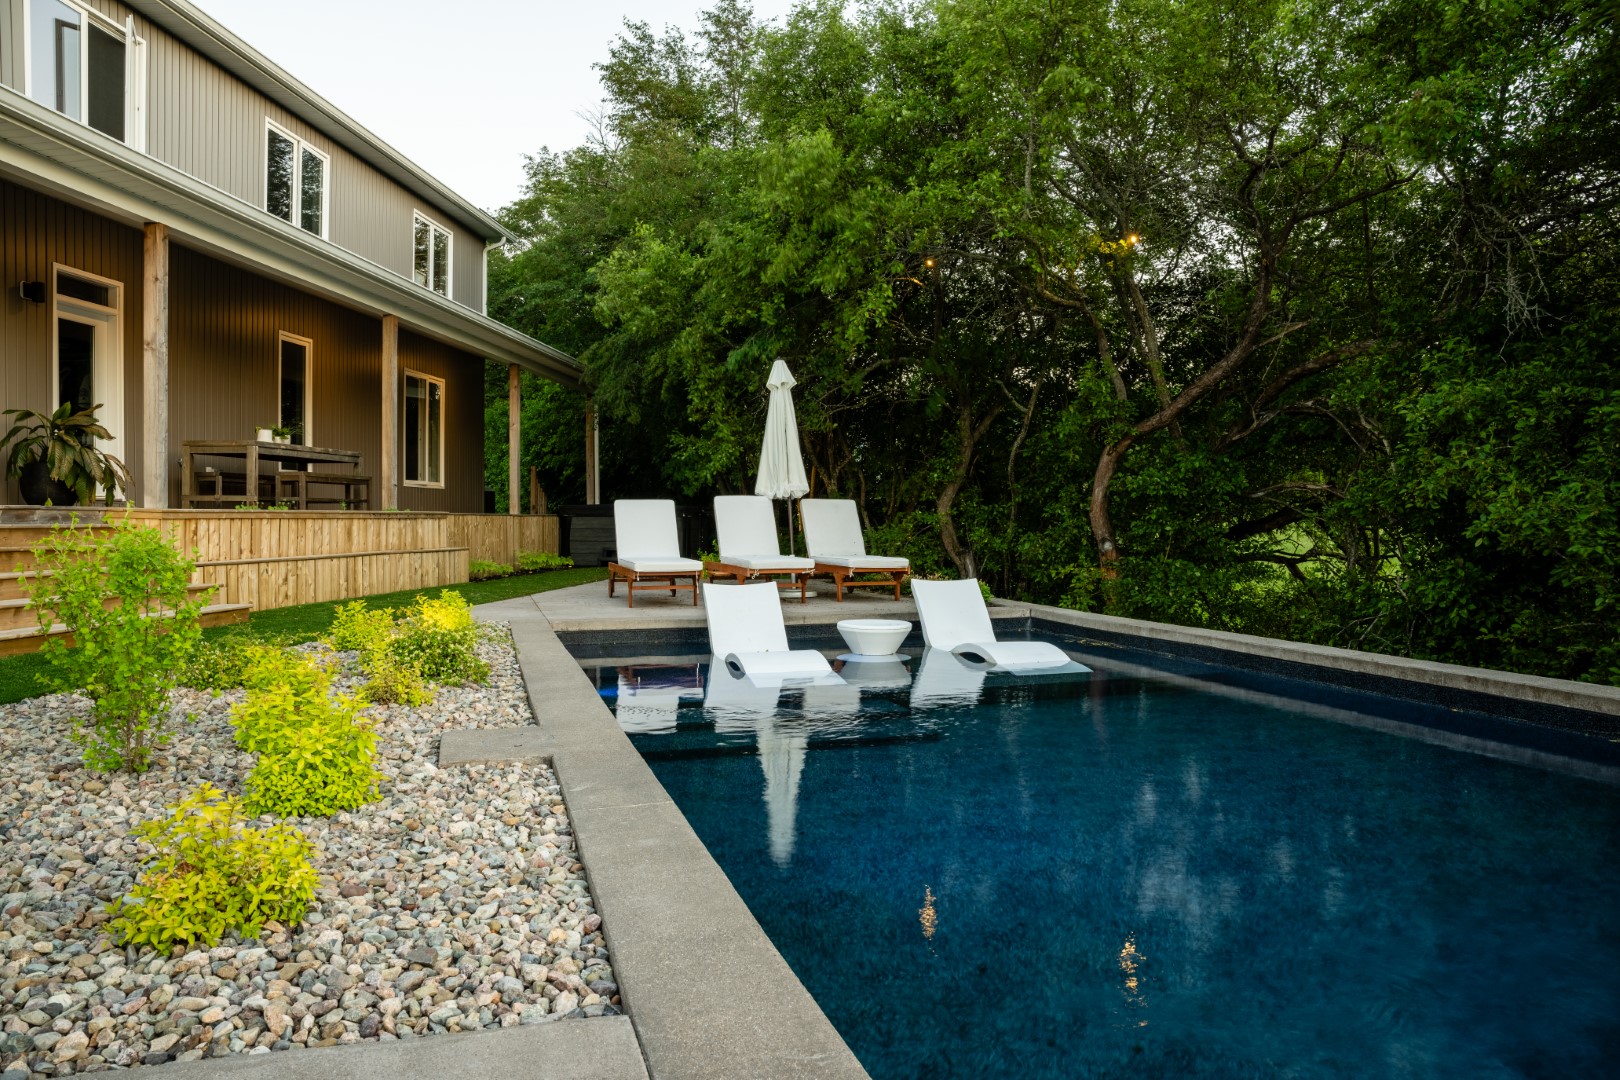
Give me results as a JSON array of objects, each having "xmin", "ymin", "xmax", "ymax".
[
  {"xmin": 108, "ymin": 784, "xmax": 318, "ymax": 949},
  {"xmin": 389, "ymin": 591, "xmax": 491, "ymax": 686},
  {"xmin": 356, "ymin": 649, "xmax": 434, "ymax": 707},
  {"xmin": 326, "ymin": 600, "xmax": 395, "ymax": 655},
  {"xmin": 232, "ymin": 649, "xmax": 380, "ymax": 818},
  {"xmin": 478, "ymin": 0, "xmax": 1620, "ymax": 684},
  {"xmin": 515, "ymin": 551, "xmax": 574, "ymax": 571},
  {"xmin": 28, "ymin": 521, "xmax": 208, "ymax": 771},
  {"xmin": 177, "ymin": 639, "xmax": 282, "ymax": 692},
  {"xmin": 0, "ymin": 402, "xmax": 132, "ymax": 504},
  {"xmin": 469, "ymin": 559, "xmax": 515, "ymax": 581}
]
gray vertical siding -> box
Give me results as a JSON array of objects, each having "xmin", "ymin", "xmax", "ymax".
[
  {"xmin": 453, "ymin": 231, "xmax": 485, "ymax": 312},
  {"xmin": 64, "ymin": 0, "xmax": 490, "ymax": 311},
  {"xmin": 396, "ymin": 330, "xmax": 485, "ymax": 513},
  {"xmin": 0, "ymin": 178, "xmax": 147, "ymax": 503},
  {"xmin": 0, "ymin": 0, "xmax": 22, "ymax": 92},
  {"xmin": 168, "ymin": 247, "xmax": 484, "ymax": 513}
]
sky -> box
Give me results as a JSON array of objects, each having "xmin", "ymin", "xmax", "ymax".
[{"xmin": 196, "ymin": 1, "xmax": 801, "ymax": 214}]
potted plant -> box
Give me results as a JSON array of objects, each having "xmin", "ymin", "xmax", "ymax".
[
  {"xmin": 255, "ymin": 424, "xmax": 275, "ymax": 442},
  {"xmin": 270, "ymin": 425, "xmax": 293, "ymax": 445},
  {"xmin": 0, "ymin": 403, "xmax": 132, "ymax": 506}
]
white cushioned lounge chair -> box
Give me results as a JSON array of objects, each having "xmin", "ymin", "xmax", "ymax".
[
  {"xmin": 705, "ymin": 495, "xmax": 815, "ymax": 603},
  {"xmin": 702, "ymin": 581, "xmax": 839, "ymax": 686},
  {"xmin": 608, "ymin": 499, "xmax": 703, "ymax": 607},
  {"xmin": 799, "ymin": 498, "xmax": 910, "ymax": 601},
  {"xmin": 911, "ymin": 578, "xmax": 1084, "ymax": 671}
]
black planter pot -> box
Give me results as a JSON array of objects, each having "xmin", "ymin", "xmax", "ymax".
[{"xmin": 17, "ymin": 457, "xmax": 80, "ymax": 507}]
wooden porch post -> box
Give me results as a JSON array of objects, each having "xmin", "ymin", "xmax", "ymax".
[
  {"xmin": 584, "ymin": 400, "xmax": 599, "ymax": 505},
  {"xmin": 508, "ymin": 362, "xmax": 521, "ymax": 515},
  {"xmin": 380, "ymin": 315, "xmax": 398, "ymax": 509},
  {"xmin": 141, "ymin": 223, "xmax": 169, "ymax": 508}
]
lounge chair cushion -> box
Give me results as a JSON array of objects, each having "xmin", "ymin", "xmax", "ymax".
[
  {"xmin": 720, "ymin": 554, "xmax": 817, "ymax": 571},
  {"xmin": 812, "ymin": 555, "xmax": 910, "ymax": 570},
  {"xmin": 617, "ymin": 556, "xmax": 704, "ymax": 573},
  {"xmin": 800, "ymin": 499, "xmax": 870, "ymax": 558},
  {"xmin": 615, "ymin": 499, "xmax": 690, "ymax": 563},
  {"xmin": 715, "ymin": 495, "xmax": 794, "ymax": 560}
]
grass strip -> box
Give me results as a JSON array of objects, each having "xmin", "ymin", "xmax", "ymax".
[{"xmin": 0, "ymin": 566, "xmax": 607, "ymax": 706}]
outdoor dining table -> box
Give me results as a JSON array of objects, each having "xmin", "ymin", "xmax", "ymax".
[{"xmin": 180, "ymin": 440, "xmax": 365, "ymax": 509}]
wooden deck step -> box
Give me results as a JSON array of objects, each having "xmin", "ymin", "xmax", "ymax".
[
  {"xmin": 0, "ymin": 582, "xmax": 225, "ymax": 633},
  {"xmin": 0, "ymin": 602, "xmax": 251, "ymax": 658}
]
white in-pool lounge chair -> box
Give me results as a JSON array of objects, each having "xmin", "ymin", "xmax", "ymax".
[
  {"xmin": 705, "ymin": 495, "xmax": 816, "ymax": 603},
  {"xmin": 799, "ymin": 498, "xmax": 911, "ymax": 601},
  {"xmin": 702, "ymin": 581, "xmax": 838, "ymax": 685},
  {"xmin": 608, "ymin": 499, "xmax": 703, "ymax": 607},
  {"xmin": 911, "ymin": 578, "xmax": 1083, "ymax": 671}
]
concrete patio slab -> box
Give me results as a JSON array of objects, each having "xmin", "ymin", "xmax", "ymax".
[
  {"xmin": 469, "ymin": 594, "xmax": 871, "ymax": 1080},
  {"xmin": 159, "ymin": 1015, "xmax": 646, "ymax": 1079},
  {"xmin": 532, "ymin": 577, "xmax": 1027, "ymax": 636}
]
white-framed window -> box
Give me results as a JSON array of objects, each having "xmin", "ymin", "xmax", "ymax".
[
  {"xmin": 23, "ymin": 0, "xmax": 147, "ymax": 149},
  {"xmin": 402, "ymin": 370, "xmax": 444, "ymax": 487},
  {"xmin": 412, "ymin": 212, "xmax": 452, "ymax": 298},
  {"xmin": 265, "ymin": 120, "xmax": 328, "ymax": 238},
  {"xmin": 278, "ymin": 332, "xmax": 312, "ymax": 446}
]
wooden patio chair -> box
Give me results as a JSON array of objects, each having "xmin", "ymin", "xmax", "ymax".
[
  {"xmin": 607, "ymin": 499, "xmax": 703, "ymax": 607},
  {"xmin": 704, "ymin": 495, "xmax": 814, "ymax": 603},
  {"xmin": 799, "ymin": 498, "xmax": 911, "ymax": 601}
]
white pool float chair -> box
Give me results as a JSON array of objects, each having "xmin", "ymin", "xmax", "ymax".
[
  {"xmin": 707, "ymin": 495, "xmax": 815, "ymax": 603},
  {"xmin": 911, "ymin": 578, "xmax": 1085, "ymax": 671},
  {"xmin": 800, "ymin": 498, "xmax": 911, "ymax": 601},
  {"xmin": 703, "ymin": 581, "xmax": 840, "ymax": 685},
  {"xmin": 607, "ymin": 499, "xmax": 703, "ymax": 607}
]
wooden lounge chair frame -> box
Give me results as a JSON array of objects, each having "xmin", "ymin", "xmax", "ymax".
[
  {"xmin": 800, "ymin": 498, "xmax": 910, "ymax": 601},
  {"xmin": 701, "ymin": 561, "xmax": 809, "ymax": 603},
  {"xmin": 607, "ymin": 500, "xmax": 703, "ymax": 608},
  {"xmin": 708, "ymin": 495, "xmax": 815, "ymax": 605}
]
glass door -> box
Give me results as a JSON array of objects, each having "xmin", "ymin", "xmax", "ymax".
[{"xmin": 52, "ymin": 268, "xmax": 124, "ymax": 494}]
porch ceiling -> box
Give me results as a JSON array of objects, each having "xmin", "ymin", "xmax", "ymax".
[{"xmin": 0, "ymin": 90, "xmax": 581, "ymax": 389}]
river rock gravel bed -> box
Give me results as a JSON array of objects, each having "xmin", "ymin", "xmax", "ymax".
[{"xmin": 0, "ymin": 628, "xmax": 617, "ymax": 1077}]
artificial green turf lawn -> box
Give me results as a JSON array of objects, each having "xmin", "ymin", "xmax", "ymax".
[{"xmin": 0, "ymin": 566, "xmax": 607, "ymax": 706}]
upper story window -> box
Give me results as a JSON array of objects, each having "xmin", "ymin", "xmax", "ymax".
[
  {"xmin": 26, "ymin": 0, "xmax": 145, "ymax": 147},
  {"xmin": 413, "ymin": 213, "xmax": 451, "ymax": 297},
  {"xmin": 266, "ymin": 121, "xmax": 328, "ymax": 238}
]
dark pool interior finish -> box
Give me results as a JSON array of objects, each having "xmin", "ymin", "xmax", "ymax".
[{"xmin": 585, "ymin": 645, "xmax": 1620, "ymax": 1079}]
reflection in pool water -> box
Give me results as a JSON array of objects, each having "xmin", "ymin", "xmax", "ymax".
[{"xmin": 590, "ymin": 645, "xmax": 1620, "ymax": 1079}]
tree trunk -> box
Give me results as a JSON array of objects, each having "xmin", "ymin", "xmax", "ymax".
[{"xmin": 939, "ymin": 401, "xmax": 1001, "ymax": 578}]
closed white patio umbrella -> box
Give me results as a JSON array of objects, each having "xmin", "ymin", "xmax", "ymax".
[{"xmin": 755, "ymin": 359, "xmax": 810, "ymax": 554}]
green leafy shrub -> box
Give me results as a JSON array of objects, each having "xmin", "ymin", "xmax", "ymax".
[
  {"xmin": 176, "ymin": 638, "xmax": 288, "ymax": 692},
  {"xmin": 109, "ymin": 784, "xmax": 318, "ymax": 948},
  {"xmin": 358, "ymin": 650, "xmax": 434, "ymax": 707},
  {"xmin": 515, "ymin": 551, "xmax": 574, "ymax": 572},
  {"xmin": 27, "ymin": 521, "xmax": 209, "ymax": 772},
  {"xmin": 232, "ymin": 650, "xmax": 381, "ymax": 817},
  {"xmin": 388, "ymin": 591, "xmax": 490, "ymax": 686},
  {"xmin": 326, "ymin": 600, "xmax": 395, "ymax": 655},
  {"xmin": 469, "ymin": 559, "xmax": 514, "ymax": 580}
]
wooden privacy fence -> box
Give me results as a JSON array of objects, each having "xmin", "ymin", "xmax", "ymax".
[
  {"xmin": 444, "ymin": 513, "xmax": 560, "ymax": 565},
  {"xmin": 118, "ymin": 510, "xmax": 559, "ymax": 612}
]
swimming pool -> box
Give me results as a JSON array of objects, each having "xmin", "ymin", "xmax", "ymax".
[{"xmin": 583, "ymin": 641, "xmax": 1620, "ymax": 1079}]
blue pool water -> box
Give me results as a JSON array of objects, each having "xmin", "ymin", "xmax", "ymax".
[{"xmin": 587, "ymin": 646, "xmax": 1620, "ymax": 1078}]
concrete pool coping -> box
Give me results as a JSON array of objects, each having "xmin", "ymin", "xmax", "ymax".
[{"xmin": 459, "ymin": 595, "xmax": 871, "ymax": 1080}]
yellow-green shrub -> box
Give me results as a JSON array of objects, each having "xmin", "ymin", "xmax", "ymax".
[
  {"xmin": 109, "ymin": 784, "xmax": 318, "ymax": 948},
  {"xmin": 469, "ymin": 559, "xmax": 513, "ymax": 580},
  {"xmin": 357, "ymin": 650, "xmax": 434, "ymax": 707},
  {"xmin": 231, "ymin": 650, "xmax": 381, "ymax": 817},
  {"xmin": 515, "ymin": 551, "xmax": 573, "ymax": 571},
  {"xmin": 326, "ymin": 600, "xmax": 395, "ymax": 655},
  {"xmin": 388, "ymin": 591, "xmax": 489, "ymax": 686}
]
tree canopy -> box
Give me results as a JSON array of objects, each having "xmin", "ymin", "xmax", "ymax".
[{"xmin": 488, "ymin": 0, "xmax": 1620, "ymax": 685}]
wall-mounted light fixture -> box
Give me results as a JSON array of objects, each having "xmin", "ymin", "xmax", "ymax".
[{"xmin": 17, "ymin": 281, "xmax": 45, "ymax": 304}]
